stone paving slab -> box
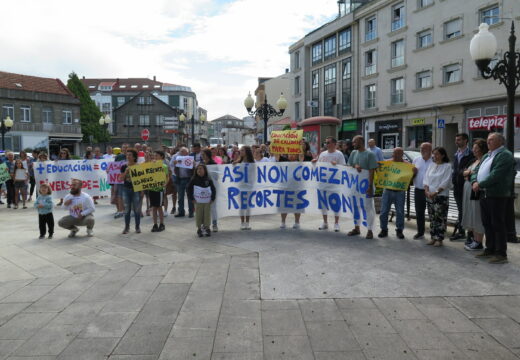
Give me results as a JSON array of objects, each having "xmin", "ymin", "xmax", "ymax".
[{"xmin": 0, "ymin": 201, "xmax": 519, "ymax": 359}]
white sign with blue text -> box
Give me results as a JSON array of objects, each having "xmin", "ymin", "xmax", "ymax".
[{"xmin": 208, "ymin": 163, "xmax": 374, "ymax": 227}]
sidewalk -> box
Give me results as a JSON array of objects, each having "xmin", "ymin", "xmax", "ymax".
[{"xmin": 0, "ymin": 200, "xmax": 518, "ymax": 359}]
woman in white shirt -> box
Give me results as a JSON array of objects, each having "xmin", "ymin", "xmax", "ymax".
[{"xmin": 423, "ymin": 147, "xmax": 452, "ymax": 246}]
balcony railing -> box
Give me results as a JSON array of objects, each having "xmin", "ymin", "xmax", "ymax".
[{"xmin": 12, "ymin": 122, "xmax": 82, "ymax": 134}]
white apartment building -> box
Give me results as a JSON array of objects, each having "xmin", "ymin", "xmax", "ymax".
[{"xmin": 289, "ymin": 0, "xmax": 520, "ymax": 155}]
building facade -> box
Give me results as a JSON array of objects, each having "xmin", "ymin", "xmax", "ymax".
[
  {"xmin": 289, "ymin": 0, "xmax": 520, "ymax": 155},
  {"xmin": 0, "ymin": 71, "xmax": 81, "ymax": 156},
  {"xmin": 210, "ymin": 115, "xmax": 247, "ymax": 146},
  {"xmin": 82, "ymin": 77, "xmax": 208, "ymax": 148}
]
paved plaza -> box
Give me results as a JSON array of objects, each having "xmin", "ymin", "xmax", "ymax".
[{"xmin": 0, "ymin": 200, "xmax": 519, "ymax": 359}]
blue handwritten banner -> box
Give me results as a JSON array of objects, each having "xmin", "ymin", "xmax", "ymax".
[
  {"xmin": 208, "ymin": 163, "xmax": 374, "ymax": 227},
  {"xmin": 34, "ymin": 160, "xmax": 112, "ymax": 198}
]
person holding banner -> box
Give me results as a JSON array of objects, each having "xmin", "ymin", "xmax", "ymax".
[
  {"xmin": 235, "ymin": 145, "xmax": 255, "ymax": 230},
  {"xmin": 312, "ymin": 137, "xmax": 346, "ymax": 232},
  {"xmin": 120, "ymin": 149, "xmax": 142, "ymax": 234},
  {"xmin": 187, "ymin": 164, "xmax": 216, "ymax": 237},
  {"xmin": 58, "ymin": 179, "xmax": 96, "ymax": 237},
  {"xmin": 378, "ymin": 148, "xmax": 406, "ymax": 239},
  {"xmin": 55, "ymin": 148, "xmax": 71, "ymax": 206},
  {"xmin": 346, "ymin": 136, "xmax": 378, "ymax": 239},
  {"xmin": 201, "ymin": 148, "xmax": 219, "ymax": 232},
  {"xmin": 171, "ymin": 147, "xmax": 195, "ymax": 218},
  {"xmin": 423, "ymin": 147, "xmax": 452, "ymax": 247},
  {"xmin": 149, "ymin": 150, "xmax": 169, "ymax": 232}
]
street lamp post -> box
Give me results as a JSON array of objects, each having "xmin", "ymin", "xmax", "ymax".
[
  {"xmin": 0, "ymin": 116, "xmax": 14, "ymax": 151},
  {"xmin": 244, "ymin": 93, "xmax": 287, "ymax": 144},
  {"xmin": 99, "ymin": 114, "xmax": 112, "ymax": 152},
  {"xmin": 470, "ymin": 21, "xmax": 519, "ymax": 243}
]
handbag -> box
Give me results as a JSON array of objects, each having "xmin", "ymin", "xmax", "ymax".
[{"xmin": 470, "ymin": 190, "xmax": 480, "ymax": 201}]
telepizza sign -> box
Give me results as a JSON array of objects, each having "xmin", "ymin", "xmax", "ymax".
[{"xmin": 468, "ymin": 114, "xmax": 520, "ymax": 131}]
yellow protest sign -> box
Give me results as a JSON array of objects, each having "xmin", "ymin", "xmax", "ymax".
[
  {"xmin": 129, "ymin": 161, "xmax": 166, "ymax": 192},
  {"xmin": 270, "ymin": 130, "xmax": 303, "ymax": 155},
  {"xmin": 374, "ymin": 161, "xmax": 414, "ymax": 191}
]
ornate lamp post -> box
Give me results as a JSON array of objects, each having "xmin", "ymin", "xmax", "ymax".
[
  {"xmin": 244, "ymin": 92, "xmax": 287, "ymax": 144},
  {"xmin": 1, "ymin": 116, "xmax": 14, "ymax": 151},
  {"xmin": 179, "ymin": 113, "xmax": 196, "ymax": 146},
  {"xmin": 470, "ymin": 21, "xmax": 519, "ymax": 243},
  {"xmin": 99, "ymin": 114, "xmax": 112, "ymax": 152},
  {"xmin": 200, "ymin": 114, "xmax": 206, "ymax": 145}
]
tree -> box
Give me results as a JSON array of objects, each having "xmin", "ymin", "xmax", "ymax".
[{"xmin": 67, "ymin": 72, "xmax": 110, "ymax": 143}]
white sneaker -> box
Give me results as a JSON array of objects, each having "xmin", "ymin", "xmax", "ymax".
[
  {"xmin": 240, "ymin": 223, "xmax": 246, "ymax": 230},
  {"xmin": 212, "ymin": 224, "xmax": 219, "ymax": 232},
  {"xmin": 280, "ymin": 222, "xmax": 286, "ymax": 229},
  {"xmin": 334, "ymin": 223, "xmax": 340, "ymax": 232},
  {"xmin": 319, "ymin": 222, "xmax": 328, "ymax": 230},
  {"xmin": 87, "ymin": 229, "xmax": 94, "ymax": 237},
  {"xmin": 292, "ymin": 223, "xmax": 301, "ymax": 229},
  {"xmin": 244, "ymin": 222, "xmax": 251, "ymax": 230}
]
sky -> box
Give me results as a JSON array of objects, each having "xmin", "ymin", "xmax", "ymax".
[{"xmin": 2, "ymin": 0, "xmax": 338, "ymax": 120}]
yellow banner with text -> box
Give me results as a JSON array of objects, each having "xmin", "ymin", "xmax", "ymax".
[
  {"xmin": 129, "ymin": 161, "xmax": 166, "ymax": 192},
  {"xmin": 374, "ymin": 161, "xmax": 414, "ymax": 191},
  {"xmin": 270, "ymin": 130, "xmax": 303, "ymax": 155}
]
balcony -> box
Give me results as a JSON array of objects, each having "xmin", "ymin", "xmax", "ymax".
[{"xmin": 12, "ymin": 122, "xmax": 82, "ymax": 134}]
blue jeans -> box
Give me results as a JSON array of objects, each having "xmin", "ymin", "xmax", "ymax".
[
  {"xmin": 176, "ymin": 177, "xmax": 194, "ymax": 215},
  {"xmin": 379, "ymin": 189, "xmax": 405, "ymax": 231},
  {"xmin": 123, "ymin": 186, "xmax": 141, "ymax": 229}
]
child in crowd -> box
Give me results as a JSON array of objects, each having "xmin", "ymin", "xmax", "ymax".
[
  {"xmin": 150, "ymin": 150, "xmax": 169, "ymax": 232},
  {"xmin": 187, "ymin": 164, "xmax": 216, "ymax": 237},
  {"xmin": 34, "ymin": 183, "xmax": 54, "ymax": 239}
]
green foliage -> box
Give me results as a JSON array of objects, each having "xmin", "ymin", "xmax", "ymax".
[
  {"xmin": 67, "ymin": 72, "xmax": 110, "ymax": 143},
  {"xmin": 282, "ymin": 124, "xmax": 291, "ymax": 131}
]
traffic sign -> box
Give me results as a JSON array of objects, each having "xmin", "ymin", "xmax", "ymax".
[
  {"xmin": 141, "ymin": 128, "xmax": 150, "ymax": 141},
  {"xmin": 437, "ymin": 119, "xmax": 445, "ymax": 129}
]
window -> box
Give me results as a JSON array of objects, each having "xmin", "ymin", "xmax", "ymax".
[
  {"xmin": 338, "ymin": 28, "xmax": 352, "ymax": 53},
  {"xmin": 102, "ymin": 103, "xmax": 110, "ymax": 112},
  {"xmin": 324, "ymin": 64, "xmax": 337, "ymax": 116},
  {"xmin": 416, "ymin": 70, "xmax": 432, "ymax": 89},
  {"xmin": 120, "ymin": 85, "xmax": 127, "ymax": 89},
  {"xmin": 443, "ymin": 63, "xmax": 461, "ymax": 84},
  {"xmin": 295, "ymin": 102, "xmax": 301, "ymax": 121},
  {"xmin": 293, "ymin": 51, "xmax": 300, "ymax": 70},
  {"xmin": 391, "ymin": 39, "xmax": 405, "ymax": 67},
  {"xmin": 391, "ymin": 78, "xmax": 404, "ymax": 105},
  {"xmin": 417, "ymin": 29, "xmax": 432, "ymax": 48},
  {"xmin": 444, "ymin": 18, "xmax": 462, "ymax": 39},
  {"xmin": 365, "ymin": 49, "xmax": 377, "ymax": 75},
  {"xmin": 418, "ymin": 0, "xmax": 433, "ymax": 8},
  {"xmin": 312, "ymin": 42, "xmax": 323, "ymax": 65},
  {"xmin": 312, "ymin": 70, "xmax": 320, "ymax": 117},
  {"xmin": 42, "ymin": 108, "xmax": 53, "ymax": 123},
  {"xmin": 365, "ymin": 84, "xmax": 376, "ymax": 109},
  {"xmin": 324, "ymin": 35, "xmax": 336, "ymax": 60},
  {"xmin": 183, "ymin": 97, "xmax": 188, "ymax": 110},
  {"xmin": 294, "ymin": 76, "xmax": 301, "ymax": 95},
  {"xmin": 62, "ymin": 110, "xmax": 72, "ymax": 124},
  {"xmin": 139, "ymin": 115, "xmax": 150, "ymax": 126},
  {"xmin": 20, "ymin": 106, "xmax": 31, "ymax": 122},
  {"xmin": 480, "ymin": 5, "xmax": 499, "ymax": 25},
  {"xmin": 99, "ymin": 85, "xmax": 112, "ymax": 91},
  {"xmin": 156, "ymin": 115, "xmax": 164, "ymax": 126},
  {"xmin": 342, "ymin": 58, "xmax": 352, "ymax": 115},
  {"xmin": 391, "ymin": 3, "xmax": 405, "ymax": 31},
  {"xmin": 125, "ymin": 115, "xmax": 133, "ymax": 126},
  {"xmin": 117, "ymin": 97, "xmax": 125, "ymax": 106},
  {"xmin": 366, "ymin": 16, "xmax": 377, "ymax": 41},
  {"xmin": 2, "ymin": 104, "xmax": 14, "ymax": 120},
  {"xmin": 138, "ymin": 96, "xmax": 145, "ymax": 104},
  {"xmin": 407, "ymin": 125, "xmax": 432, "ymax": 148},
  {"xmin": 131, "ymin": 85, "xmax": 138, "ymax": 88},
  {"xmin": 142, "ymin": 85, "xmax": 149, "ymax": 88}
]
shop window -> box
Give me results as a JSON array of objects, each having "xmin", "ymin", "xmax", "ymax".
[{"xmin": 407, "ymin": 125, "xmax": 432, "ymax": 148}]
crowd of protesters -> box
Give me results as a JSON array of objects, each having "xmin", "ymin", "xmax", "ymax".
[{"xmin": 0, "ymin": 131, "xmax": 516, "ymax": 264}]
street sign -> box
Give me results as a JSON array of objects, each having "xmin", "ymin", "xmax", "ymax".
[
  {"xmin": 163, "ymin": 116, "xmax": 178, "ymax": 130},
  {"xmin": 437, "ymin": 119, "xmax": 445, "ymax": 129},
  {"xmin": 141, "ymin": 128, "xmax": 150, "ymax": 141},
  {"xmin": 164, "ymin": 129, "xmax": 178, "ymax": 134}
]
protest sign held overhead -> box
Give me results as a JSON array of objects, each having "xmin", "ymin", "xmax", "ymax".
[
  {"xmin": 175, "ymin": 156, "xmax": 195, "ymax": 169},
  {"xmin": 129, "ymin": 161, "xmax": 166, "ymax": 192},
  {"xmin": 374, "ymin": 161, "xmax": 414, "ymax": 191},
  {"xmin": 34, "ymin": 160, "xmax": 111, "ymax": 198},
  {"xmin": 270, "ymin": 130, "xmax": 303, "ymax": 155},
  {"xmin": 106, "ymin": 161, "xmax": 125, "ymax": 185},
  {"xmin": 207, "ymin": 163, "xmax": 374, "ymax": 227}
]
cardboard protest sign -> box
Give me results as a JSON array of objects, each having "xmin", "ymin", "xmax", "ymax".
[
  {"xmin": 194, "ymin": 185, "xmax": 212, "ymax": 203},
  {"xmin": 175, "ymin": 156, "xmax": 194, "ymax": 169},
  {"xmin": 0, "ymin": 163, "xmax": 10, "ymax": 183},
  {"xmin": 129, "ymin": 161, "xmax": 166, "ymax": 192},
  {"xmin": 374, "ymin": 161, "xmax": 414, "ymax": 191},
  {"xmin": 270, "ymin": 130, "xmax": 303, "ymax": 155},
  {"xmin": 106, "ymin": 161, "xmax": 126, "ymax": 185},
  {"xmin": 207, "ymin": 163, "xmax": 375, "ymax": 227},
  {"xmin": 34, "ymin": 160, "xmax": 111, "ymax": 198}
]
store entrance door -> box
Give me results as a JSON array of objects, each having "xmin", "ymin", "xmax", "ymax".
[{"xmin": 381, "ymin": 133, "xmax": 399, "ymax": 149}]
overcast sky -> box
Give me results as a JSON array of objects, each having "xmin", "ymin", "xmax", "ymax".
[{"xmin": 2, "ymin": 0, "xmax": 337, "ymax": 120}]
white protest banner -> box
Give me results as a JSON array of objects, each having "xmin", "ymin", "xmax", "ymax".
[
  {"xmin": 194, "ymin": 185, "xmax": 212, "ymax": 203},
  {"xmin": 175, "ymin": 156, "xmax": 194, "ymax": 169},
  {"xmin": 106, "ymin": 161, "xmax": 126, "ymax": 185},
  {"xmin": 34, "ymin": 160, "xmax": 111, "ymax": 199},
  {"xmin": 208, "ymin": 163, "xmax": 374, "ymax": 227}
]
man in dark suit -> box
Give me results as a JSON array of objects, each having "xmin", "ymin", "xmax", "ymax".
[{"xmin": 451, "ymin": 133, "xmax": 475, "ymax": 243}]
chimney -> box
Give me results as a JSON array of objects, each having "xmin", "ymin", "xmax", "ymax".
[
  {"xmin": 285, "ymin": 68, "xmax": 289, "ymax": 74},
  {"xmin": 153, "ymin": 75, "xmax": 156, "ymax": 81},
  {"xmin": 82, "ymin": 76, "xmax": 85, "ymax": 79}
]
